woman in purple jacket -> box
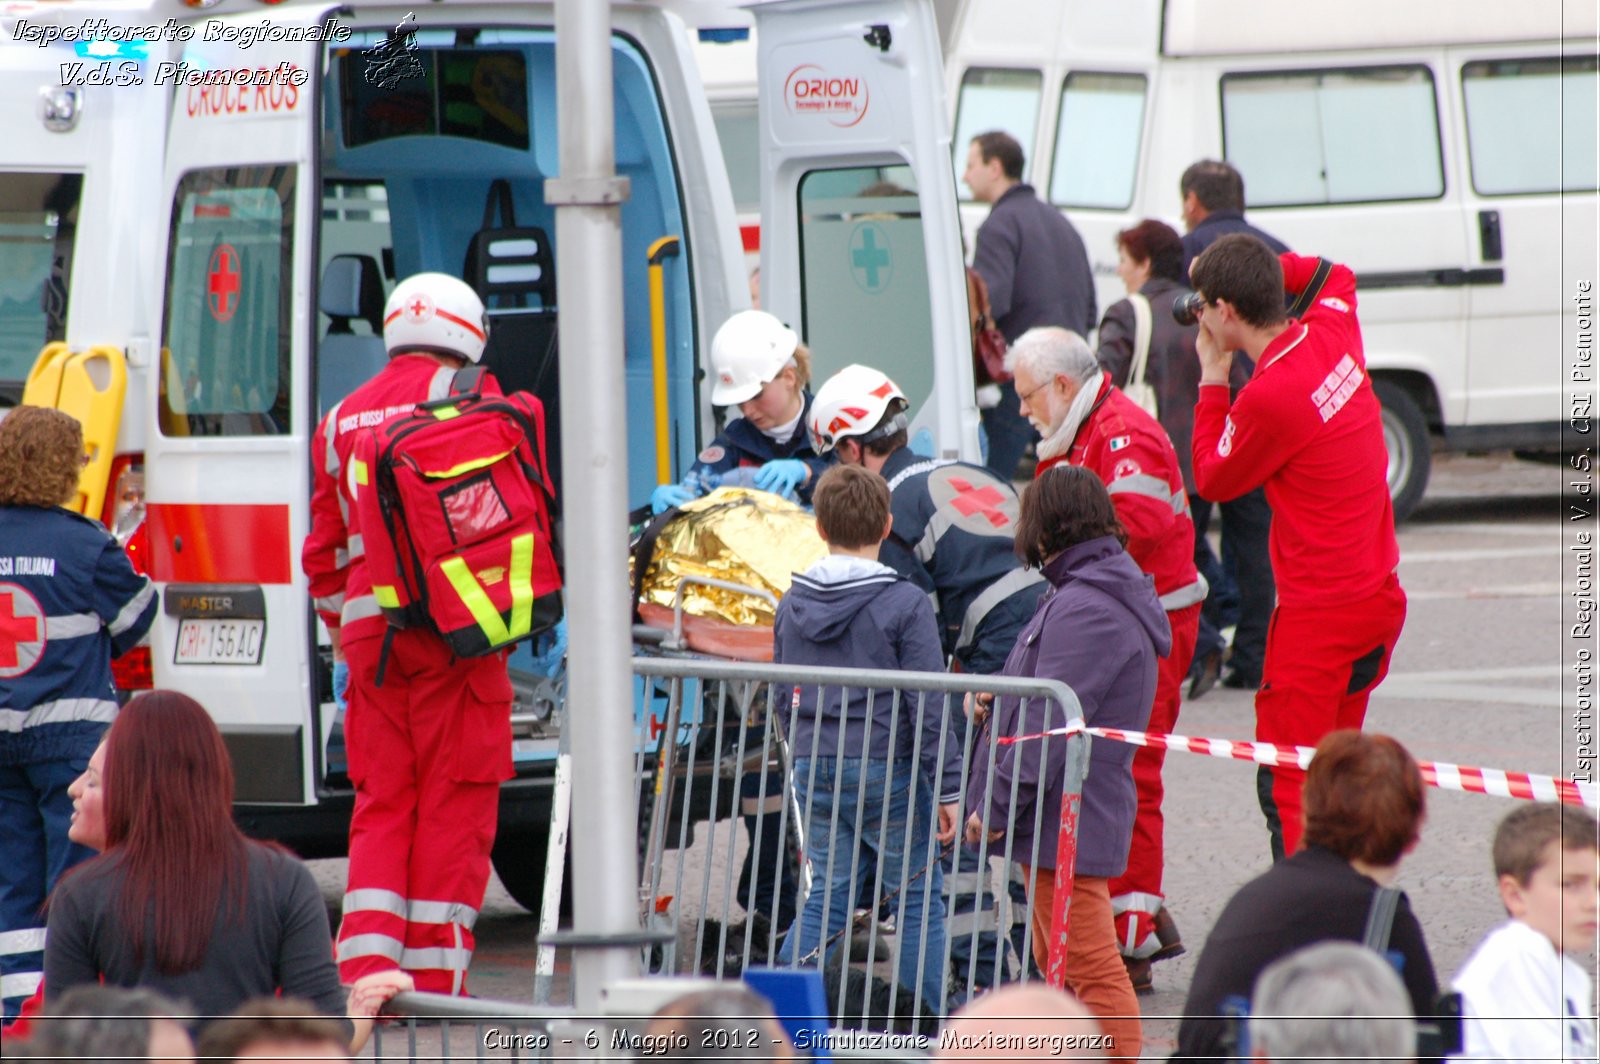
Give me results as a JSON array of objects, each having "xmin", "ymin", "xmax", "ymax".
[{"xmin": 964, "ymin": 465, "xmax": 1170, "ymax": 1057}]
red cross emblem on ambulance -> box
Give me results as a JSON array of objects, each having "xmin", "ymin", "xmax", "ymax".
[
  {"xmin": 207, "ymin": 244, "xmax": 241, "ymax": 322},
  {"xmin": 0, "ymin": 584, "xmax": 46, "ymax": 679}
]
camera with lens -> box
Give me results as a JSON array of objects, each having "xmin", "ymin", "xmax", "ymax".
[{"xmin": 1172, "ymin": 291, "xmax": 1206, "ymax": 327}]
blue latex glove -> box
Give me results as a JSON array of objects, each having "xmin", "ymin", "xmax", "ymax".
[
  {"xmin": 652, "ymin": 482, "xmax": 697, "ymax": 514},
  {"xmin": 754, "ymin": 458, "xmax": 808, "ymax": 499},
  {"xmin": 529, "ymin": 618, "xmax": 567, "ymax": 679},
  {"xmin": 332, "ymin": 659, "xmax": 350, "ymax": 713}
]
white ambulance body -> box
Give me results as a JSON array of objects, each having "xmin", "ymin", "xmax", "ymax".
[
  {"xmin": 0, "ymin": 0, "xmax": 975, "ymax": 907},
  {"xmin": 948, "ymin": 0, "xmax": 1599, "ymax": 517}
]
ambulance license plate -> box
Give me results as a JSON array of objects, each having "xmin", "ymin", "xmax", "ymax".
[{"xmin": 174, "ymin": 619, "xmax": 264, "ymax": 665}]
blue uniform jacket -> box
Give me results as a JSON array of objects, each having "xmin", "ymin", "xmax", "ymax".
[
  {"xmin": 688, "ymin": 392, "xmax": 832, "ymax": 505},
  {"xmin": 0, "ymin": 505, "xmax": 157, "ymax": 762}
]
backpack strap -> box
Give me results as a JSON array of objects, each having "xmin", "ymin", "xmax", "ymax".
[
  {"xmin": 1287, "ymin": 257, "xmax": 1334, "ymax": 320},
  {"xmin": 452, "ymin": 365, "xmax": 490, "ymax": 397},
  {"xmin": 1362, "ymin": 885, "xmax": 1402, "ymax": 952}
]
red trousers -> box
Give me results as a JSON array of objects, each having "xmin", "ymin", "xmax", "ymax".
[
  {"xmin": 1256, "ymin": 573, "xmax": 1407, "ymax": 858},
  {"xmin": 1108, "ymin": 603, "xmax": 1199, "ymax": 957},
  {"xmin": 337, "ymin": 630, "xmax": 513, "ymax": 994},
  {"xmin": 1024, "ymin": 870, "xmax": 1142, "ymax": 1059}
]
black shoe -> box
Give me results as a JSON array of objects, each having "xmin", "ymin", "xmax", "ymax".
[
  {"xmin": 1123, "ymin": 956, "xmax": 1155, "ymax": 995},
  {"xmin": 1187, "ymin": 649, "xmax": 1223, "ymax": 700},
  {"xmin": 1149, "ymin": 906, "xmax": 1185, "ymax": 963},
  {"xmin": 1221, "ymin": 668, "xmax": 1261, "ymax": 691}
]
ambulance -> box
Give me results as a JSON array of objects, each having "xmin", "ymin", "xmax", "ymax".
[
  {"xmin": 0, "ymin": 0, "xmax": 977, "ymax": 908},
  {"xmin": 946, "ymin": 0, "xmax": 1598, "ymax": 518}
]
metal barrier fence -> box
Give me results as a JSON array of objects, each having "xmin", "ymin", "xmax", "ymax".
[
  {"xmin": 370, "ymin": 990, "xmax": 566, "ymax": 1060},
  {"xmin": 631, "ymin": 657, "xmax": 1088, "ymax": 1032}
]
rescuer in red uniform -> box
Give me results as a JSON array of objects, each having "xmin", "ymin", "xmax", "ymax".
[
  {"xmin": 1187, "ymin": 235, "xmax": 1406, "ymax": 862},
  {"xmin": 302, "ymin": 272, "xmax": 512, "ymax": 994},
  {"xmin": 1008, "ymin": 327, "xmax": 1203, "ymax": 992}
]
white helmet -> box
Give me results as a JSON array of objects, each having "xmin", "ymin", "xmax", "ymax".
[
  {"xmin": 383, "ymin": 272, "xmax": 489, "ymax": 363},
  {"xmin": 709, "ymin": 309, "xmax": 799, "ymax": 405},
  {"xmin": 808, "ymin": 364, "xmax": 908, "ymax": 455}
]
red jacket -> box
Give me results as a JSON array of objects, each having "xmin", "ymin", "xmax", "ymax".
[
  {"xmin": 302, "ymin": 354, "xmax": 481, "ymax": 645},
  {"xmin": 1037, "ymin": 375, "xmax": 1204, "ymax": 611},
  {"xmin": 1191, "ymin": 254, "xmax": 1398, "ymax": 610}
]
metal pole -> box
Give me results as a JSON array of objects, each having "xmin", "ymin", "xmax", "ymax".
[{"xmin": 547, "ymin": 0, "xmax": 638, "ymax": 1018}]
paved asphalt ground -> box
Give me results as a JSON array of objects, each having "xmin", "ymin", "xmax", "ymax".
[{"xmin": 311, "ymin": 451, "xmax": 1598, "ymax": 1061}]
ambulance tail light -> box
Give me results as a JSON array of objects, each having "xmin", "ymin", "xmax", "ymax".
[{"xmin": 103, "ymin": 455, "xmax": 154, "ymax": 692}]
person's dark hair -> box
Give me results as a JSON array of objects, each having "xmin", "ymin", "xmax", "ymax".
[
  {"xmin": 1014, "ymin": 465, "xmax": 1127, "ymax": 568},
  {"xmin": 1188, "ymin": 233, "xmax": 1287, "ymax": 328},
  {"xmin": 197, "ymin": 998, "xmax": 351, "ymax": 1061},
  {"xmin": 92, "ymin": 690, "xmax": 255, "ymax": 974},
  {"xmin": 1179, "ymin": 159, "xmax": 1245, "ymax": 213},
  {"xmin": 812, "ymin": 465, "xmax": 891, "ymax": 550},
  {"xmin": 21, "ymin": 985, "xmax": 188, "ymax": 1063},
  {"xmin": 1117, "ymin": 219, "xmax": 1185, "ymax": 285},
  {"xmin": 860, "ymin": 407, "xmax": 909, "ymax": 459},
  {"xmin": 0, "ymin": 405, "xmax": 83, "ymax": 508},
  {"xmin": 1302, "ymin": 730, "xmax": 1425, "ymax": 866},
  {"xmin": 972, "ymin": 131, "xmax": 1025, "ymax": 181},
  {"xmin": 1493, "ymin": 803, "xmax": 1600, "ymax": 886}
]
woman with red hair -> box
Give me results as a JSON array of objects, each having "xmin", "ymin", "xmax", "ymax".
[
  {"xmin": 1175, "ymin": 730, "xmax": 1441, "ymax": 1061},
  {"xmin": 41, "ymin": 691, "xmax": 407, "ymax": 1038}
]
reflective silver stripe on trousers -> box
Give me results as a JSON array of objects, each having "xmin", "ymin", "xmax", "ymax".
[
  {"xmin": 343, "ymin": 888, "xmax": 408, "ymax": 917},
  {"xmin": 341, "ymin": 594, "xmax": 382, "ymax": 627},
  {"xmin": 1, "ymin": 972, "xmax": 43, "ymax": 999},
  {"xmin": 0, "ymin": 698, "xmax": 118, "ymax": 734},
  {"xmin": 1106, "ymin": 472, "xmax": 1188, "ymax": 515},
  {"xmin": 400, "ymin": 946, "xmax": 472, "ymax": 972},
  {"xmin": 347, "ymin": 533, "xmax": 365, "ymax": 560},
  {"xmin": 943, "ymin": 908, "xmax": 1000, "ymax": 938},
  {"xmin": 409, "ymin": 899, "xmax": 480, "ymax": 930},
  {"xmin": 107, "ymin": 580, "xmax": 156, "ymax": 637},
  {"xmin": 1109, "ymin": 890, "xmax": 1165, "ymax": 917},
  {"xmin": 314, "ymin": 594, "xmax": 344, "ymax": 615},
  {"xmin": 336, "ymin": 933, "xmax": 404, "ymax": 964},
  {"xmin": 44, "ymin": 613, "xmax": 101, "ymax": 639},
  {"xmin": 1159, "ymin": 575, "xmax": 1209, "ymax": 612},
  {"xmin": 0, "ymin": 928, "xmax": 46, "ymax": 955},
  {"xmin": 334, "ymin": 549, "xmax": 349, "ymax": 569},
  {"xmin": 428, "ymin": 367, "xmax": 455, "ymax": 400},
  {"xmin": 956, "ymin": 568, "xmax": 1047, "ymax": 652}
]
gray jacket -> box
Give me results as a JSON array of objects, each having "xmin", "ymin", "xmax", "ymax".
[{"xmin": 972, "ymin": 183, "xmax": 1097, "ymax": 341}]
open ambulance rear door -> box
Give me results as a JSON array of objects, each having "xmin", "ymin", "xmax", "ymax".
[
  {"xmin": 754, "ymin": 0, "xmax": 978, "ymax": 461},
  {"xmin": 144, "ymin": 7, "xmax": 330, "ymax": 805}
]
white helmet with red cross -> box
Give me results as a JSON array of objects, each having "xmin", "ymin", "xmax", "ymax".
[
  {"xmin": 808, "ymin": 364, "xmax": 909, "ymax": 455},
  {"xmin": 383, "ymin": 272, "xmax": 489, "ymax": 363},
  {"xmin": 709, "ymin": 309, "xmax": 799, "ymax": 405}
]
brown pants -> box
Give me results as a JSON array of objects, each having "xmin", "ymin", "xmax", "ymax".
[{"xmin": 1023, "ymin": 868, "xmax": 1143, "ymax": 1060}]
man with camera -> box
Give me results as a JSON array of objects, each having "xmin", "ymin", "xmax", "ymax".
[{"xmin": 1186, "ymin": 234, "xmax": 1406, "ymax": 863}]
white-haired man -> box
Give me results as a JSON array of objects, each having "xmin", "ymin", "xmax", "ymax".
[
  {"xmin": 1249, "ymin": 941, "xmax": 1417, "ymax": 1063},
  {"xmin": 1006, "ymin": 326, "xmax": 1203, "ymax": 994}
]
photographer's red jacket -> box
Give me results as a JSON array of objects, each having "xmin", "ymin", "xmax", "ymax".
[{"xmin": 1191, "ymin": 253, "xmax": 1398, "ymax": 610}]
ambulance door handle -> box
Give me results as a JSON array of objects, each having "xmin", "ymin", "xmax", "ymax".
[
  {"xmin": 173, "ymin": 535, "xmax": 183, "ymax": 553},
  {"xmin": 1478, "ymin": 210, "xmax": 1502, "ymax": 262}
]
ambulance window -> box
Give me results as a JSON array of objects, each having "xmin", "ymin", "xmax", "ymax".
[
  {"xmin": 712, "ymin": 104, "xmax": 761, "ymax": 215},
  {"xmin": 160, "ymin": 167, "xmax": 294, "ymax": 437},
  {"xmin": 1221, "ymin": 66, "xmax": 1444, "ymax": 206},
  {"xmin": 1048, "ymin": 72, "xmax": 1146, "ymax": 210},
  {"xmin": 1462, "ymin": 56, "xmax": 1598, "ymax": 196},
  {"xmin": 0, "ymin": 173, "xmax": 81, "ymax": 395},
  {"xmin": 796, "ymin": 167, "xmax": 933, "ymax": 413},
  {"xmin": 954, "ymin": 68, "xmax": 1042, "ymax": 198},
  {"xmin": 342, "ymin": 48, "xmax": 529, "ymax": 151}
]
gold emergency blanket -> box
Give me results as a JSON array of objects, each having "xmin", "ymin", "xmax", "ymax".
[{"xmin": 637, "ymin": 487, "xmax": 827, "ymax": 626}]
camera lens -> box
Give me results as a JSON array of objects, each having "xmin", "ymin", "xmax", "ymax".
[{"xmin": 1172, "ymin": 292, "xmax": 1205, "ymax": 327}]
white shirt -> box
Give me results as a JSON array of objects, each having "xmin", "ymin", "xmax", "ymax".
[{"xmin": 1453, "ymin": 919, "xmax": 1597, "ymax": 1064}]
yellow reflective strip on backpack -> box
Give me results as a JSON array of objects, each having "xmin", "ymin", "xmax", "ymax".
[
  {"xmin": 439, "ymin": 556, "xmax": 511, "ymax": 645},
  {"xmin": 353, "ymin": 459, "xmax": 369, "ymax": 486},
  {"xmin": 431, "ymin": 405, "xmax": 461, "ymax": 421},
  {"xmin": 507, "ymin": 533, "xmax": 535, "ymax": 639},
  {"xmin": 422, "ymin": 448, "xmax": 517, "ymax": 480},
  {"xmin": 373, "ymin": 584, "xmax": 400, "ymax": 608}
]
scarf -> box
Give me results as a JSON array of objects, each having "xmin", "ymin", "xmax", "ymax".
[{"xmin": 1035, "ymin": 371, "xmax": 1105, "ymax": 461}]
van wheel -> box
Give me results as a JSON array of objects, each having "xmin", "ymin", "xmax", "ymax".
[
  {"xmin": 1372, "ymin": 379, "xmax": 1431, "ymax": 522},
  {"xmin": 491, "ymin": 831, "xmax": 569, "ymax": 915}
]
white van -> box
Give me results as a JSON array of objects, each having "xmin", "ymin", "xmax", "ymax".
[
  {"xmin": 948, "ymin": 0, "xmax": 1598, "ymax": 517},
  {"xmin": 1, "ymin": 0, "xmax": 974, "ymax": 906}
]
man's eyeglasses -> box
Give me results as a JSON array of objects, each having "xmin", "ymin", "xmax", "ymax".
[{"xmin": 1018, "ymin": 379, "xmax": 1051, "ymax": 406}]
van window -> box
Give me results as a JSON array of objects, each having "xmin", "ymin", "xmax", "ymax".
[
  {"xmin": 953, "ymin": 68, "xmax": 1042, "ymax": 197},
  {"xmin": 1222, "ymin": 66, "xmax": 1444, "ymax": 206},
  {"xmin": 160, "ymin": 167, "xmax": 295, "ymax": 437},
  {"xmin": 1462, "ymin": 56, "xmax": 1599, "ymax": 196},
  {"xmin": 712, "ymin": 103, "xmax": 761, "ymax": 215},
  {"xmin": 1048, "ymin": 72, "xmax": 1146, "ymax": 210},
  {"xmin": 797, "ymin": 166, "xmax": 933, "ymax": 408},
  {"xmin": 342, "ymin": 47, "xmax": 530, "ymax": 151},
  {"xmin": 0, "ymin": 172, "xmax": 81, "ymax": 394}
]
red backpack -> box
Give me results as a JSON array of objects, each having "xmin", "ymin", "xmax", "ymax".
[{"xmin": 354, "ymin": 367, "xmax": 562, "ymax": 663}]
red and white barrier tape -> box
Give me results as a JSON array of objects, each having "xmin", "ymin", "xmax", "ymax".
[{"xmin": 998, "ymin": 721, "xmax": 1599, "ymax": 809}]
